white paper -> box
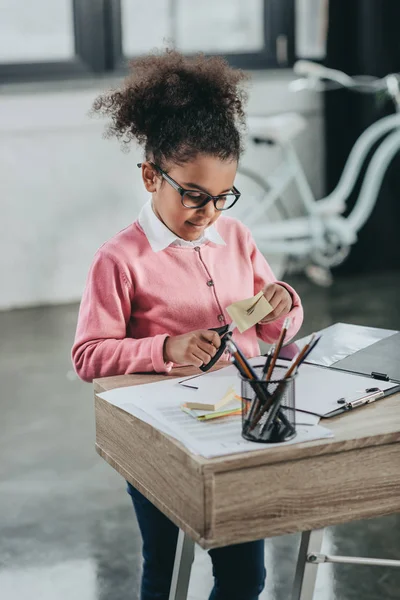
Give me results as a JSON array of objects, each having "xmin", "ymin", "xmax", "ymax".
[
  {"xmin": 137, "ymin": 399, "xmax": 332, "ymax": 458},
  {"xmin": 179, "ymin": 367, "xmax": 241, "ymax": 394},
  {"xmin": 98, "ymin": 371, "xmax": 332, "ymax": 458}
]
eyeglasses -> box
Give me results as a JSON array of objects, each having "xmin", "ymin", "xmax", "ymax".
[{"xmin": 137, "ymin": 162, "xmax": 241, "ymax": 211}]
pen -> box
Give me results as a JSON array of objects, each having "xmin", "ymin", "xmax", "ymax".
[
  {"xmin": 264, "ymin": 317, "xmax": 291, "ymax": 381},
  {"xmin": 261, "ymin": 345, "xmax": 275, "ymax": 380}
]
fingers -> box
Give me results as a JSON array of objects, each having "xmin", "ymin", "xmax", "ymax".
[
  {"xmin": 167, "ymin": 330, "xmax": 222, "ymax": 367},
  {"xmin": 261, "ymin": 284, "xmax": 292, "ymax": 323},
  {"xmin": 200, "ymin": 329, "xmax": 221, "ymax": 348},
  {"xmin": 260, "ymin": 299, "xmax": 288, "ymax": 323},
  {"xmin": 191, "ymin": 351, "xmax": 209, "ymax": 367},
  {"xmin": 263, "ymin": 284, "xmax": 276, "ymax": 303},
  {"xmin": 263, "ymin": 283, "xmax": 284, "ymax": 308},
  {"xmin": 196, "ymin": 336, "xmax": 220, "ymax": 366},
  {"xmin": 186, "ymin": 330, "xmax": 221, "ymax": 367}
]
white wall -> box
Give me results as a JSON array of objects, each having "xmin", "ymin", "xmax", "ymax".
[{"xmin": 0, "ymin": 72, "xmax": 323, "ymax": 310}]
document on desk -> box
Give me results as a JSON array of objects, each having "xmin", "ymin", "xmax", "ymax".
[{"xmin": 97, "ymin": 368, "xmax": 332, "ymax": 458}]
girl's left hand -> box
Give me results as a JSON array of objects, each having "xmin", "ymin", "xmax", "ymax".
[{"xmin": 259, "ymin": 283, "xmax": 292, "ymax": 324}]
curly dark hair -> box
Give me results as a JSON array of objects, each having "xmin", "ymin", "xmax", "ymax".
[{"xmin": 92, "ymin": 48, "xmax": 249, "ymax": 167}]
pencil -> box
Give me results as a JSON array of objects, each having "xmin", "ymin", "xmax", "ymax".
[
  {"xmin": 265, "ymin": 317, "xmax": 291, "ymax": 381},
  {"xmin": 284, "ymin": 333, "xmax": 318, "ymax": 378},
  {"xmin": 234, "ymin": 352, "xmax": 254, "ymax": 379},
  {"xmin": 225, "ymin": 339, "xmax": 258, "ymax": 380},
  {"xmin": 298, "ymin": 334, "xmax": 321, "ymax": 366},
  {"xmin": 261, "ymin": 345, "xmax": 275, "ymax": 379}
]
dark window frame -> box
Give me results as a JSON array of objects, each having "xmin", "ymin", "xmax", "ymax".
[
  {"xmin": 0, "ymin": 0, "xmax": 294, "ymax": 83},
  {"xmin": 0, "ymin": 0, "xmax": 108, "ymax": 83},
  {"xmin": 109, "ymin": 0, "xmax": 295, "ymax": 72}
]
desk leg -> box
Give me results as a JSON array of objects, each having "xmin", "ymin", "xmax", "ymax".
[
  {"xmin": 291, "ymin": 529, "xmax": 324, "ymax": 600},
  {"xmin": 168, "ymin": 529, "xmax": 195, "ymax": 600}
]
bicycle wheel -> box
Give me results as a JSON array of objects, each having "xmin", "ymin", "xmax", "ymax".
[{"xmin": 230, "ymin": 166, "xmax": 289, "ymax": 279}]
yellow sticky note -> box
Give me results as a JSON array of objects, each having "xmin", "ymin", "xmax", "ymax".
[
  {"xmin": 184, "ymin": 386, "xmax": 237, "ymax": 412},
  {"xmin": 226, "ymin": 291, "xmax": 273, "ymax": 333}
]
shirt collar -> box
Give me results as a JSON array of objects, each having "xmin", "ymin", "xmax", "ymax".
[{"xmin": 138, "ymin": 199, "xmax": 226, "ymax": 252}]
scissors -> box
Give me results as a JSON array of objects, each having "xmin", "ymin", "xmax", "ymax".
[{"xmin": 199, "ymin": 321, "xmax": 237, "ymax": 372}]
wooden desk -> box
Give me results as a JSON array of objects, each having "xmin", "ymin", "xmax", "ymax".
[{"xmin": 94, "ymin": 366, "xmax": 400, "ymax": 600}]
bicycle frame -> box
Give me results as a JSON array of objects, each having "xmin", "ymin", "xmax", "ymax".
[{"xmin": 241, "ymin": 112, "xmax": 400, "ymax": 259}]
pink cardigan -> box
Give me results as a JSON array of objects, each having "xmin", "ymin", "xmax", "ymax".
[{"xmin": 72, "ymin": 216, "xmax": 303, "ymax": 381}]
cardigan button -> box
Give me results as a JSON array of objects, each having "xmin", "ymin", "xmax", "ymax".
[
  {"xmin": 207, "ymin": 280, "xmax": 214, "ymax": 286},
  {"xmin": 217, "ymin": 314, "xmax": 225, "ymax": 322},
  {"xmin": 194, "ymin": 246, "xmax": 201, "ymax": 252}
]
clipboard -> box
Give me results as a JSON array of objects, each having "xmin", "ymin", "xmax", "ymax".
[
  {"xmin": 293, "ymin": 323, "xmax": 400, "ymax": 382},
  {"xmin": 331, "ymin": 332, "xmax": 400, "ymax": 383},
  {"xmin": 319, "ymin": 384, "xmax": 400, "ymax": 418},
  {"xmin": 273, "ymin": 352, "xmax": 400, "ymax": 419},
  {"xmin": 275, "ymin": 323, "xmax": 400, "ymax": 418}
]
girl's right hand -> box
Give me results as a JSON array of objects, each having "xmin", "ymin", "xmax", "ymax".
[{"xmin": 163, "ymin": 330, "xmax": 221, "ymax": 367}]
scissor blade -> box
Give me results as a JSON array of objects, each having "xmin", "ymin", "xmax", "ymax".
[{"xmin": 227, "ymin": 321, "xmax": 237, "ymax": 334}]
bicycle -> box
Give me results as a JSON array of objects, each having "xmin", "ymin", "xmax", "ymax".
[{"xmin": 230, "ymin": 60, "xmax": 400, "ymax": 285}]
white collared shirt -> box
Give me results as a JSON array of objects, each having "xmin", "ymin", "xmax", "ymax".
[{"xmin": 138, "ymin": 199, "xmax": 226, "ymax": 252}]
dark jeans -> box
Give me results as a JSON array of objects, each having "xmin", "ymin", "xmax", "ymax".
[{"xmin": 127, "ymin": 483, "xmax": 266, "ymax": 600}]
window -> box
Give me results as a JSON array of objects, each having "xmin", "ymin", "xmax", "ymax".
[
  {"xmin": 0, "ymin": 0, "xmax": 107, "ymax": 82},
  {"xmin": 113, "ymin": 0, "xmax": 295, "ymax": 70},
  {"xmin": 295, "ymin": 0, "xmax": 328, "ymax": 59},
  {"xmin": 0, "ymin": 0, "xmax": 75, "ymax": 63},
  {"xmin": 0, "ymin": 0, "xmax": 294, "ymax": 83}
]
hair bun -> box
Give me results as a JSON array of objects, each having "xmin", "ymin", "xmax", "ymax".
[{"xmin": 93, "ymin": 48, "xmax": 248, "ymax": 165}]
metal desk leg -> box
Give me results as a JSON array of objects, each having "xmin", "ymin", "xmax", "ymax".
[
  {"xmin": 168, "ymin": 529, "xmax": 195, "ymax": 600},
  {"xmin": 291, "ymin": 529, "xmax": 324, "ymax": 600}
]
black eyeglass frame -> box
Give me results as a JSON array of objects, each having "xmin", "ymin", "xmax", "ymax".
[{"xmin": 137, "ymin": 162, "xmax": 241, "ymax": 211}]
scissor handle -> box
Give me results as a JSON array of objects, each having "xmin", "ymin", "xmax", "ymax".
[{"xmin": 199, "ymin": 325, "xmax": 231, "ymax": 372}]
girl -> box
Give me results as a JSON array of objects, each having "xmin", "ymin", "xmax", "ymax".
[{"xmin": 72, "ymin": 49, "xmax": 303, "ymax": 600}]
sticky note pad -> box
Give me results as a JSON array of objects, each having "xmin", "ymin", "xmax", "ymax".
[
  {"xmin": 182, "ymin": 395, "xmax": 242, "ymax": 420},
  {"xmin": 184, "ymin": 386, "xmax": 236, "ymax": 412},
  {"xmin": 226, "ymin": 291, "xmax": 273, "ymax": 333}
]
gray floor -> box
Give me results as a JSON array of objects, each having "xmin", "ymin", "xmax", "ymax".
[{"xmin": 1, "ymin": 270, "xmax": 400, "ymax": 600}]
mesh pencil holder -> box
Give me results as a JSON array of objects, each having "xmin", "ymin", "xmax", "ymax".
[{"xmin": 240, "ymin": 366, "xmax": 296, "ymax": 444}]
